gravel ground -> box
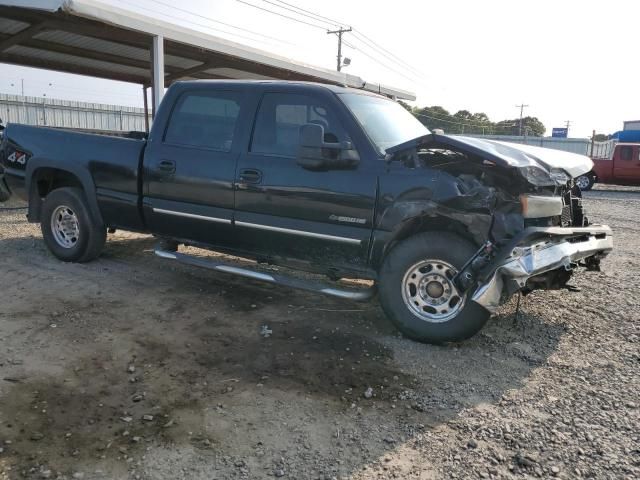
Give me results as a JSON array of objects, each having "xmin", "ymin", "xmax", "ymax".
[{"xmin": 0, "ymin": 186, "xmax": 638, "ymax": 480}]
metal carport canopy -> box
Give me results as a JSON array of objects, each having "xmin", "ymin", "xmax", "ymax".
[{"xmin": 0, "ymin": 0, "xmax": 416, "ymax": 111}]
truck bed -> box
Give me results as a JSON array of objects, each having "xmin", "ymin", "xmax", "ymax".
[{"xmin": 2, "ymin": 124, "xmax": 146, "ymax": 230}]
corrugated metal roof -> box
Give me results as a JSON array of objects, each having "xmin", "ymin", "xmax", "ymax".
[
  {"xmin": 7, "ymin": 45, "xmax": 151, "ymax": 77},
  {"xmin": 0, "ymin": 17, "xmax": 29, "ymax": 34},
  {"xmin": 204, "ymin": 67, "xmax": 277, "ymax": 81},
  {"xmin": 34, "ymin": 30, "xmax": 201, "ymax": 69},
  {"xmin": 0, "ymin": 0, "xmax": 416, "ymax": 100},
  {"xmin": 0, "ymin": 0, "xmax": 63, "ymax": 11}
]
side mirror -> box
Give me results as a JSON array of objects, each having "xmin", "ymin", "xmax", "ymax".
[{"xmin": 296, "ymin": 123, "xmax": 360, "ymax": 171}]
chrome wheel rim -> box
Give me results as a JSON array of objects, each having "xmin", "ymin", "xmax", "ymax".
[
  {"xmin": 401, "ymin": 259, "xmax": 466, "ymax": 323},
  {"xmin": 50, "ymin": 205, "xmax": 80, "ymax": 249},
  {"xmin": 576, "ymin": 175, "xmax": 590, "ymax": 190}
]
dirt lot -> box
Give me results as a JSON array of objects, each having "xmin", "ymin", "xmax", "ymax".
[{"xmin": 0, "ymin": 186, "xmax": 638, "ymax": 480}]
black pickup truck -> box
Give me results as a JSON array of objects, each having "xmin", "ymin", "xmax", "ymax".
[{"xmin": 0, "ymin": 80, "xmax": 613, "ymax": 343}]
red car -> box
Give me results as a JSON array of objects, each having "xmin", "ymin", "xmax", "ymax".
[{"xmin": 577, "ymin": 143, "xmax": 640, "ymax": 190}]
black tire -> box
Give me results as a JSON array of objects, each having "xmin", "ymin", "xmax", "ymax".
[
  {"xmin": 41, "ymin": 187, "xmax": 106, "ymax": 262},
  {"xmin": 378, "ymin": 232, "xmax": 490, "ymax": 344},
  {"xmin": 0, "ymin": 177, "xmax": 11, "ymax": 202},
  {"xmin": 575, "ymin": 173, "xmax": 595, "ymax": 191}
]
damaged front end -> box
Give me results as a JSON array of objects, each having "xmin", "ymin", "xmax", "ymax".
[{"xmin": 384, "ymin": 134, "xmax": 613, "ymax": 313}]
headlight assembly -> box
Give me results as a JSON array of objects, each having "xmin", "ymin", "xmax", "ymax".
[
  {"xmin": 518, "ymin": 166, "xmax": 570, "ymax": 187},
  {"xmin": 518, "ymin": 165, "xmax": 556, "ymax": 186},
  {"xmin": 549, "ymin": 169, "xmax": 570, "ymax": 185}
]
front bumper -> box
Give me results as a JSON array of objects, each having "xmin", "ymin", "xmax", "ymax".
[{"xmin": 472, "ymin": 225, "xmax": 613, "ymax": 312}]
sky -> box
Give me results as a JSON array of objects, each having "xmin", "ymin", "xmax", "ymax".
[{"xmin": 0, "ymin": 0, "xmax": 637, "ymax": 138}]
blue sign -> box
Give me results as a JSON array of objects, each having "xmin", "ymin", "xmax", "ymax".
[{"xmin": 552, "ymin": 128, "xmax": 568, "ymax": 138}]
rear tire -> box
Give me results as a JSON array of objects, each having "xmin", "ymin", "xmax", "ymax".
[
  {"xmin": 41, "ymin": 187, "xmax": 106, "ymax": 262},
  {"xmin": 0, "ymin": 177, "xmax": 11, "ymax": 202},
  {"xmin": 378, "ymin": 232, "xmax": 490, "ymax": 344},
  {"xmin": 575, "ymin": 173, "xmax": 595, "ymax": 191}
]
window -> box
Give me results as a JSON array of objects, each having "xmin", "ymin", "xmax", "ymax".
[
  {"xmin": 340, "ymin": 93, "xmax": 429, "ymax": 154},
  {"xmin": 164, "ymin": 91, "xmax": 242, "ymax": 151},
  {"xmin": 620, "ymin": 146, "xmax": 633, "ymax": 161},
  {"xmin": 251, "ymin": 93, "xmax": 347, "ymax": 157}
]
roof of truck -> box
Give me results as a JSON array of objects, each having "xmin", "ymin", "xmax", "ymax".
[{"xmin": 175, "ymin": 79, "xmax": 388, "ymax": 97}]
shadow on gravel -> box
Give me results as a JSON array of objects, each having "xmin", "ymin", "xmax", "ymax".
[{"xmin": 0, "ymin": 234, "xmax": 565, "ymax": 479}]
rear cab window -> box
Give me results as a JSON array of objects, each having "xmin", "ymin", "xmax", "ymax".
[{"xmin": 164, "ymin": 91, "xmax": 243, "ymax": 151}]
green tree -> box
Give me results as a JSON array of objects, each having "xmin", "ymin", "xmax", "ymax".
[
  {"xmin": 401, "ymin": 102, "xmax": 546, "ymax": 137},
  {"xmin": 414, "ymin": 106, "xmax": 454, "ymax": 131},
  {"xmin": 398, "ymin": 100, "xmax": 414, "ymax": 113},
  {"xmin": 492, "ymin": 117, "xmax": 545, "ymax": 136}
]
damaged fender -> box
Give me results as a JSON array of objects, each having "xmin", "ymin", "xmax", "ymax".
[{"xmin": 369, "ymin": 167, "xmax": 521, "ymax": 268}]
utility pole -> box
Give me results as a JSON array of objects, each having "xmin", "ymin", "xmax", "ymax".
[
  {"xmin": 327, "ymin": 27, "xmax": 352, "ymax": 72},
  {"xmin": 516, "ymin": 103, "xmax": 529, "ymax": 136}
]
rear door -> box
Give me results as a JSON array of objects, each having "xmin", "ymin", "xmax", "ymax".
[
  {"xmin": 613, "ymin": 145, "xmax": 640, "ymax": 181},
  {"xmin": 233, "ymin": 89, "xmax": 377, "ymax": 271},
  {"xmin": 143, "ymin": 87, "xmax": 247, "ymax": 247}
]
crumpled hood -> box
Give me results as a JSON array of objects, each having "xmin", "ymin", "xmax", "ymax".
[{"xmin": 387, "ymin": 134, "xmax": 594, "ymax": 178}]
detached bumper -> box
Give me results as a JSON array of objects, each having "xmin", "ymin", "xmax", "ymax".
[{"xmin": 472, "ymin": 225, "xmax": 613, "ymax": 312}]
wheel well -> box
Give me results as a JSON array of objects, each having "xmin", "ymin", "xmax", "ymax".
[
  {"xmin": 29, "ymin": 168, "xmax": 84, "ymax": 222},
  {"xmin": 396, "ymin": 215, "xmax": 474, "ymax": 244},
  {"xmin": 377, "ymin": 215, "xmax": 479, "ymax": 269}
]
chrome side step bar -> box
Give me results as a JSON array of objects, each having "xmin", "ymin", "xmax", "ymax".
[{"xmin": 154, "ymin": 249, "xmax": 377, "ymax": 302}]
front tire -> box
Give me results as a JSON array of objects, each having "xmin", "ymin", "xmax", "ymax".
[
  {"xmin": 378, "ymin": 232, "xmax": 490, "ymax": 344},
  {"xmin": 41, "ymin": 187, "xmax": 106, "ymax": 262},
  {"xmin": 575, "ymin": 173, "xmax": 595, "ymax": 191}
]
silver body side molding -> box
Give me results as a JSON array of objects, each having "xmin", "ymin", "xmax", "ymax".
[
  {"xmin": 235, "ymin": 221, "xmax": 362, "ymax": 245},
  {"xmin": 152, "ymin": 208, "xmax": 231, "ymax": 224}
]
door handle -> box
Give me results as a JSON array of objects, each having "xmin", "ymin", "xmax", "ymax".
[
  {"xmin": 158, "ymin": 160, "xmax": 176, "ymax": 174},
  {"xmin": 239, "ymin": 168, "xmax": 262, "ymax": 184}
]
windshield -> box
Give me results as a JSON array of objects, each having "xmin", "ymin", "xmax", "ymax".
[{"xmin": 339, "ymin": 93, "xmax": 429, "ymax": 155}]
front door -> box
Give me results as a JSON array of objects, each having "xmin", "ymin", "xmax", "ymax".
[
  {"xmin": 143, "ymin": 87, "xmax": 247, "ymax": 247},
  {"xmin": 613, "ymin": 145, "xmax": 640, "ymax": 181},
  {"xmin": 234, "ymin": 91, "xmax": 377, "ymax": 273}
]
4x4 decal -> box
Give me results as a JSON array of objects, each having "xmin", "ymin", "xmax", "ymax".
[{"xmin": 7, "ymin": 151, "xmax": 27, "ymax": 165}]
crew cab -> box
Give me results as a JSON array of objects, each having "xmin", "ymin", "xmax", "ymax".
[
  {"xmin": 576, "ymin": 143, "xmax": 640, "ymax": 190},
  {"xmin": 0, "ymin": 80, "xmax": 613, "ymax": 344}
]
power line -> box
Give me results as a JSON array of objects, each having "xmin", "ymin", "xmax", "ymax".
[
  {"xmin": 264, "ymin": 1, "xmax": 425, "ymax": 82},
  {"xmin": 262, "ymin": 1, "xmax": 426, "ymax": 80},
  {"xmin": 269, "ymin": 0, "xmax": 345, "ymax": 28},
  {"xmin": 414, "ymin": 112, "xmax": 502, "ymax": 129},
  {"xmin": 149, "ymin": 0, "xmax": 292, "ymax": 45},
  {"xmin": 237, "ymin": 0, "xmax": 423, "ymax": 85},
  {"xmin": 339, "ymin": 43, "xmax": 420, "ymax": 84},
  {"xmin": 346, "ymin": 36, "xmax": 423, "ymax": 83},
  {"xmin": 259, "ymin": 0, "xmax": 340, "ymax": 29},
  {"xmin": 234, "ymin": 0, "xmax": 328, "ymax": 30},
  {"xmin": 351, "ymin": 30, "xmax": 425, "ymax": 79},
  {"xmin": 337, "ymin": 38, "xmax": 423, "ymax": 84},
  {"xmin": 412, "ymin": 108, "xmax": 499, "ymax": 127},
  {"xmin": 113, "ymin": 0, "xmax": 291, "ymax": 46}
]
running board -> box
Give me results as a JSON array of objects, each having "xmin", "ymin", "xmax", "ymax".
[{"xmin": 154, "ymin": 249, "xmax": 377, "ymax": 302}]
